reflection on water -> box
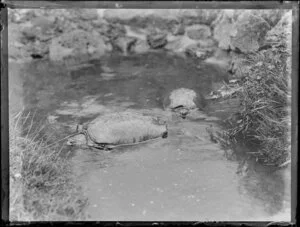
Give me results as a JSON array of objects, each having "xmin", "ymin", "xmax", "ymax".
[{"xmin": 10, "ymin": 52, "xmax": 291, "ymax": 221}]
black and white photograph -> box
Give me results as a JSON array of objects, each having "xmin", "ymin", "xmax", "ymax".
[{"xmin": 4, "ymin": 1, "xmax": 296, "ymax": 223}]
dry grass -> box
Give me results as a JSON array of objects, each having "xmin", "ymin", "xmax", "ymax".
[
  {"xmin": 220, "ymin": 31, "xmax": 291, "ymax": 167},
  {"xmin": 9, "ymin": 111, "xmax": 88, "ymax": 221}
]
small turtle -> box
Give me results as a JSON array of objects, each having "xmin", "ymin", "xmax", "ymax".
[
  {"xmin": 163, "ymin": 88, "xmax": 205, "ymax": 119},
  {"xmin": 66, "ymin": 111, "xmax": 168, "ymax": 150}
]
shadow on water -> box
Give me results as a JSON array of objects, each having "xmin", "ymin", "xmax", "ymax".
[{"xmin": 11, "ymin": 52, "xmax": 290, "ymax": 221}]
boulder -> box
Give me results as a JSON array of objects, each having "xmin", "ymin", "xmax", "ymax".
[
  {"xmin": 147, "ymin": 31, "xmax": 168, "ymax": 49},
  {"xmin": 186, "ymin": 24, "xmax": 212, "ymax": 40},
  {"xmin": 230, "ymin": 12, "xmax": 271, "ymax": 53}
]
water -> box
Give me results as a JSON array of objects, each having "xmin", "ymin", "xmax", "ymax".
[{"xmin": 9, "ymin": 52, "xmax": 291, "ymax": 221}]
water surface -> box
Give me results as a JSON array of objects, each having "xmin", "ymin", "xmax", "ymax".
[{"xmin": 9, "ymin": 52, "xmax": 291, "ymax": 221}]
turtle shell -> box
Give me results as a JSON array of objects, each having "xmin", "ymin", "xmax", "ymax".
[
  {"xmin": 86, "ymin": 111, "xmax": 167, "ymax": 145},
  {"xmin": 163, "ymin": 88, "xmax": 201, "ymax": 110}
]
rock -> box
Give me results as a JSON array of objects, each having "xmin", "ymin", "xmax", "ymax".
[
  {"xmin": 21, "ymin": 27, "xmax": 37, "ymax": 41},
  {"xmin": 180, "ymin": 9, "xmax": 220, "ymax": 26},
  {"xmin": 265, "ymin": 10, "xmax": 292, "ymax": 74},
  {"xmin": 185, "ymin": 44, "xmax": 214, "ymax": 60},
  {"xmin": 30, "ymin": 40, "xmax": 49, "ymax": 58},
  {"xmin": 213, "ymin": 10, "xmax": 271, "ymax": 53},
  {"xmin": 171, "ymin": 23, "xmax": 185, "ymax": 36},
  {"xmin": 102, "ymin": 23, "xmax": 127, "ymax": 41},
  {"xmin": 230, "ymin": 12, "xmax": 271, "ymax": 53},
  {"xmin": 147, "ymin": 31, "xmax": 168, "ymax": 49},
  {"xmin": 111, "ymin": 36, "xmax": 137, "ymax": 55},
  {"xmin": 103, "ymin": 9, "xmax": 180, "ymax": 23},
  {"xmin": 133, "ymin": 39, "xmax": 150, "ymax": 54},
  {"xmin": 21, "ymin": 16, "xmax": 59, "ymax": 47},
  {"xmin": 212, "ymin": 10, "xmax": 238, "ymax": 50},
  {"xmin": 8, "ymin": 9, "xmax": 33, "ymax": 23},
  {"xmin": 49, "ymin": 29, "xmax": 108, "ymax": 62},
  {"xmin": 78, "ymin": 9, "xmax": 98, "ymax": 20},
  {"xmin": 265, "ymin": 10, "xmax": 292, "ymax": 50},
  {"xmin": 165, "ymin": 35, "xmax": 198, "ymax": 53},
  {"xmin": 197, "ymin": 39, "xmax": 217, "ymax": 48},
  {"xmin": 204, "ymin": 48, "xmax": 232, "ymax": 70},
  {"xmin": 252, "ymin": 9, "xmax": 287, "ymax": 27},
  {"xmin": 186, "ymin": 24, "xmax": 212, "ymax": 40}
]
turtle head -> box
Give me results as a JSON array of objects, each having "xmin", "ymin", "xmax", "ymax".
[
  {"xmin": 174, "ymin": 106, "xmax": 190, "ymax": 119},
  {"xmin": 66, "ymin": 133, "xmax": 87, "ymax": 146}
]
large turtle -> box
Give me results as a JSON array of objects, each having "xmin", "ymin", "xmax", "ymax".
[
  {"xmin": 66, "ymin": 111, "xmax": 168, "ymax": 150},
  {"xmin": 163, "ymin": 88, "xmax": 206, "ymax": 119}
]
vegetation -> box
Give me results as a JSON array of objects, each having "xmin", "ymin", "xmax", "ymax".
[
  {"xmin": 217, "ymin": 17, "xmax": 291, "ymax": 167},
  {"xmin": 9, "ymin": 111, "xmax": 88, "ymax": 221}
]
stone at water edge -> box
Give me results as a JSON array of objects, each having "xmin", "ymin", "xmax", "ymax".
[
  {"xmin": 230, "ymin": 11, "xmax": 271, "ymax": 53},
  {"xmin": 111, "ymin": 36, "xmax": 137, "ymax": 56},
  {"xmin": 147, "ymin": 32, "xmax": 168, "ymax": 49},
  {"xmin": 132, "ymin": 39, "xmax": 151, "ymax": 54}
]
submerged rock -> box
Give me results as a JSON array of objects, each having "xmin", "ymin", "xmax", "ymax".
[{"xmin": 185, "ymin": 43, "xmax": 214, "ymax": 60}]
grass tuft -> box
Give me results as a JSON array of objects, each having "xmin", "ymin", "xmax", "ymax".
[
  {"xmin": 9, "ymin": 111, "xmax": 88, "ymax": 221},
  {"xmin": 218, "ymin": 24, "xmax": 291, "ymax": 167}
]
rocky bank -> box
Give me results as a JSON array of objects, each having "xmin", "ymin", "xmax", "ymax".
[{"xmin": 8, "ymin": 8, "xmax": 288, "ymax": 74}]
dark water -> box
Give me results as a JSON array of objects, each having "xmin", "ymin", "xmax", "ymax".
[{"xmin": 9, "ymin": 52, "xmax": 291, "ymax": 221}]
